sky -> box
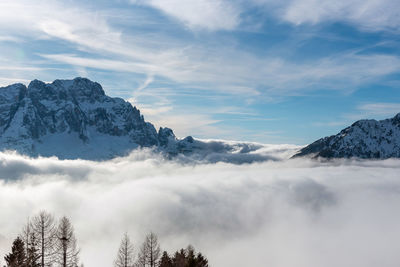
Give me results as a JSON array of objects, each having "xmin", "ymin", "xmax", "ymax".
[
  {"xmin": 1, "ymin": 150, "xmax": 400, "ymax": 267},
  {"xmin": 0, "ymin": 0, "xmax": 400, "ymax": 144}
]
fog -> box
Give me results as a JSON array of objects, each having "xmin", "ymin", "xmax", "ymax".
[{"xmin": 0, "ymin": 148, "xmax": 400, "ymax": 267}]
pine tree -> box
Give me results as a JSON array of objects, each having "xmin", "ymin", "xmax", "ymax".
[
  {"xmin": 172, "ymin": 249, "xmax": 186, "ymax": 267},
  {"xmin": 159, "ymin": 251, "xmax": 173, "ymax": 267},
  {"xmin": 114, "ymin": 233, "xmax": 135, "ymax": 267},
  {"xmin": 4, "ymin": 237, "xmax": 26, "ymax": 267},
  {"xmin": 186, "ymin": 246, "xmax": 196, "ymax": 267},
  {"xmin": 169, "ymin": 246, "xmax": 209, "ymax": 267},
  {"xmin": 194, "ymin": 252, "xmax": 208, "ymax": 267}
]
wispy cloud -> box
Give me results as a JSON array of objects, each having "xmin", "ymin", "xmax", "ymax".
[
  {"xmin": 356, "ymin": 102, "xmax": 400, "ymax": 117},
  {"xmin": 2, "ymin": 0, "xmax": 400, "ymax": 98},
  {"xmin": 44, "ymin": 51, "xmax": 400, "ymax": 99},
  {"xmin": 128, "ymin": 0, "xmax": 400, "ymax": 33},
  {"xmin": 129, "ymin": 0, "xmax": 241, "ymax": 31},
  {"xmin": 343, "ymin": 102, "xmax": 400, "ymax": 121},
  {"xmin": 314, "ymin": 102, "xmax": 400, "ymax": 130},
  {"xmin": 280, "ymin": 0, "xmax": 400, "ymax": 32}
]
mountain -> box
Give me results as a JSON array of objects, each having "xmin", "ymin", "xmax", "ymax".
[
  {"xmin": 0, "ymin": 77, "xmax": 267, "ymax": 161},
  {"xmin": 293, "ymin": 113, "xmax": 400, "ymax": 159}
]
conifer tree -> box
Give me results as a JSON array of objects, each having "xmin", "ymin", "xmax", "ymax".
[
  {"xmin": 159, "ymin": 251, "xmax": 173, "ymax": 267},
  {"xmin": 4, "ymin": 237, "xmax": 26, "ymax": 267},
  {"xmin": 172, "ymin": 249, "xmax": 186, "ymax": 267}
]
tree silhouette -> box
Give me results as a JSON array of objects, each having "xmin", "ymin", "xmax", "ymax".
[
  {"xmin": 159, "ymin": 251, "xmax": 173, "ymax": 267},
  {"xmin": 21, "ymin": 219, "xmax": 40, "ymax": 267},
  {"xmin": 31, "ymin": 211, "xmax": 56, "ymax": 267},
  {"xmin": 54, "ymin": 216, "xmax": 79, "ymax": 267},
  {"xmin": 166, "ymin": 246, "xmax": 208, "ymax": 267},
  {"xmin": 4, "ymin": 237, "xmax": 26, "ymax": 267},
  {"xmin": 25, "ymin": 232, "xmax": 41, "ymax": 267},
  {"xmin": 137, "ymin": 232, "xmax": 160, "ymax": 267},
  {"xmin": 114, "ymin": 233, "xmax": 135, "ymax": 267}
]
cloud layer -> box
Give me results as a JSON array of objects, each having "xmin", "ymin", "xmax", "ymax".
[{"xmin": 0, "ymin": 149, "xmax": 400, "ymax": 267}]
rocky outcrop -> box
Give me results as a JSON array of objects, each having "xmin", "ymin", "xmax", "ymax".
[
  {"xmin": 293, "ymin": 114, "xmax": 400, "ymax": 159},
  {"xmin": 0, "ymin": 77, "xmax": 177, "ymax": 159}
]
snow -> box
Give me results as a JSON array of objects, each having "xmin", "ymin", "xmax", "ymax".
[
  {"xmin": 0, "ymin": 77, "xmax": 282, "ymax": 162},
  {"xmin": 295, "ymin": 114, "xmax": 400, "ymax": 159}
]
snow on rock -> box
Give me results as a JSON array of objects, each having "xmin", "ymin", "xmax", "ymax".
[
  {"xmin": 0, "ymin": 77, "xmax": 276, "ymax": 161},
  {"xmin": 293, "ymin": 113, "xmax": 400, "ymax": 159},
  {"xmin": 0, "ymin": 78, "xmax": 164, "ymax": 159}
]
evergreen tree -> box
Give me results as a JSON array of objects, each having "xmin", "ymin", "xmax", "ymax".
[
  {"xmin": 169, "ymin": 246, "xmax": 209, "ymax": 267},
  {"xmin": 172, "ymin": 249, "xmax": 186, "ymax": 267},
  {"xmin": 186, "ymin": 246, "xmax": 196, "ymax": 267},
  {"xmin": 159, "ymin": 251, "xmax": 173, "ymax": 267},
  {"xmin": 4, "ymin": 237, "xmax": 26, "ymax": 267},
  {"xmin": 194, "ymin": 253, "xmax": 208, "ymax": 267}
]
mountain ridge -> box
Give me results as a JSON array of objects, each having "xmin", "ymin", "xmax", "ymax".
[
  {"xmin": 0, "ymin": 77, "xmax": 190, "ymax": 159},
  {"xmin": 0, "ymin": 77, "xmax": 269, "ymax": 161},
  {"xmin": 293, "ymin": 113, "xmax": 400, "ymax": 159}
]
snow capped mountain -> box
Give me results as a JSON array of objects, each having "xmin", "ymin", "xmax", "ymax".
[
  {"xmin": 0, "ymin": 77, "xmax": 181, "ymax": 159},
  {"xmin": 293, "ymin": 113, "xmax": 400, "ymax": 159},
  {"xmin": 0, "ymin": 77, "xmax": 274, "ymax": 161}
]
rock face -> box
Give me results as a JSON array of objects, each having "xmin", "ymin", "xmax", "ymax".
[
  {"xmin": 293, "ymin": 113, "xmax": 400, "ymax": 159},
  {"xmin": 0, "ymin": 77, "xmax": 185, "ymax": 159}
]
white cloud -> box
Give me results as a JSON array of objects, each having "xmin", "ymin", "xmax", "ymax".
[
  {"xmin": 1, "ymin": 0, "xmax": 399, "ymax": 99},
  {"xmin": 252, "ymin": 0, "xmax": 400, "ymax": 32},
  {"xmin": 129, "ymin": 0, "xmax": 400, "ymax": 32},
  {"xmin": 0, "ymin": 152, "xmax": 400, "ymax": 266},
  {"xmin": 130, "ymin": 0, "xmax": 241, "ymax": 30},
  {"xmin": 40, "ymin": 51, "xmax": 400, "ymax": 98},
  {"xmin": 313, "ymin": 102, "xmax": 400, "ymax": 129},
  {"xmin": 337, "ymin": 102, "xmax": 400, "ymax": 122},
  {"xmin": 356, "ymin": 103, "xmax": 400, "ymax": 117}
]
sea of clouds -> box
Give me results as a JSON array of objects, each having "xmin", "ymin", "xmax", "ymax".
[{"xmin": 0, "ymin": 145, "xmax": 400, "ymax": 267}]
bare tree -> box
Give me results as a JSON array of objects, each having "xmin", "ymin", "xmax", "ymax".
[
  {"xmin": 20, "ymin": 218, "xmax": 40, "ymax": 267},
  {"xmin": 137, "ymin": 232, "xmax": 160, "ymax": 267},
  {"xmin": 54, "ymin": 216, "xmax": 79, "ymax": 267},
  {"xmin": 21, "ymin": 218, "xmax": 32, "ymax": 257},
  {"xmin": 31, "ymin": 211, "xmax": 56, "ymax": 267},
  {"xmin": 114, "ymin": 233, "xmax": 135, "ymax": 267},
  {"xmin": 136, "ymin": 242, "xmax": 147, "ymax": 267}
]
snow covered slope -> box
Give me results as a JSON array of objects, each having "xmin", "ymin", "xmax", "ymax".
[
  {"xmin": 0, "ymin": 77, "xmax": 283, "ymax": 161},
  {"xmin": 293, "ymin": 113, "xmax": 400, "ymax": 159}
]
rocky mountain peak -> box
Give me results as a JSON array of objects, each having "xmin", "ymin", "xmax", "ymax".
[
  {"xmin": 0, "ymin": 77, "xmax": 185, "ymax": 159},
  {"xmin": 293, "ymin": 113, "xmax": 400, "ymax": 159}
]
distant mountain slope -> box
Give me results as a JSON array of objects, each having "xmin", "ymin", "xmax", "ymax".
[
  {"xmin": 293, "ymin": 113, "xmax": 400, "ymax": 159},
  {"xmin": 0, "ymin": 77, "xmax": 276, "ymax": 161}
]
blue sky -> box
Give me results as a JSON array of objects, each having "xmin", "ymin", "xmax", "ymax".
[{"xmin": 0, "ymin": 0, "xmax": 400, "ymax": 144}]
